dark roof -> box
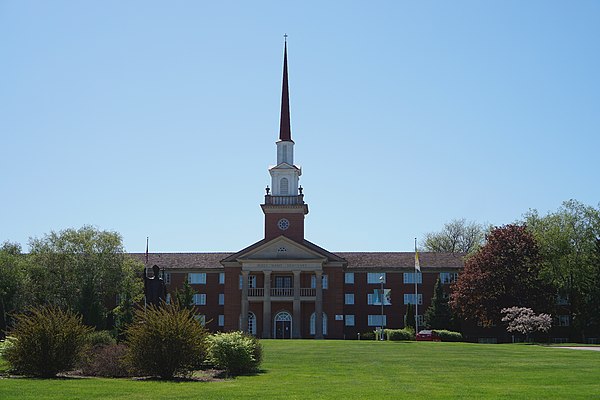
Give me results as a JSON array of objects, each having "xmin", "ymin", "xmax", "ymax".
[
  {"xmin": 129, "ymin": 251, "xmax": 464, "ymax": 270},
  {"xmin": 338, "ymin": 252, "xmax": 465, "ymax": 270},
  {"xmin": 129, "ymin": 253, "xmax": 230, "ymax": 270}
]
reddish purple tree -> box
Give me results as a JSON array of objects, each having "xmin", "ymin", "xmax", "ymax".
[{"xmin": 450, "ymin": 224, "xmax": 552, "ymax": 326}]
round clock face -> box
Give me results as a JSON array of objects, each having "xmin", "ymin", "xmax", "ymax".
[{"xmin": 277, "ymin": 218, "xmax": 290, "ymax": 231}]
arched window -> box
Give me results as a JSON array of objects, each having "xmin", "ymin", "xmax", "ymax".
[
  {"xmin": 280, "ymin": 177, "xmax": 289, "ymax": 195},
  {"xmin": 310, "ymin": 312, "xmax": 328, "ymax": 336},
  {"xmin": 239, "ymin": 312, "xmax": 257, "ymax": 335}
]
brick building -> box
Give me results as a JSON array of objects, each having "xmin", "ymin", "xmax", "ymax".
[{"xmin": 132, "ymin": 40, "xmax": 466, "ymax": 339}]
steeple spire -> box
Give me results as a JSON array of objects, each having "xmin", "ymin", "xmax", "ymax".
[{"xmin": 279, "ymin": 35, "xmax": 292, "ymax": 142}]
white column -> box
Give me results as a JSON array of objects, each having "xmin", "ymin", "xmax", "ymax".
[
  {"xmin": 293, "ymin": 270, "xmax": 301, "ymax": 338},
  {"xmin": 262, "ymin": 270, "xmax": 272, "ymax": 338}
]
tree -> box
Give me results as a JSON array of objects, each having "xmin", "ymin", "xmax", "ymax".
[
  {"xmin": 422, "ymin": 218, "xmax": 487, "ymax": 254},
  {"xmin": 0, "ymin": 242, "xmax": 27, "ymax": 337},
  {"xmin": 404, "ymin": 303, "xmax": 416, "ymax": 330},
  {"xmin": 26, "ymin": 226, "xmax": 143, "ymax": 330},
  {"xmin": 501, "ymin": 307, "xmax": 552, "ymax": 342},
  {"xmin": 174, "ymin": 280, "xmax": 197, "ymax": 311},
  {"xmin": 524, "ymin": 200, "xmax": 600, "ymax": 339},
  {"xmin": 450, "ymin": 224, "xmax": 553, "ymax": 326},
  {"xmin": 424, "ymin": 278, "xmax": 456, "ymax": 330}
]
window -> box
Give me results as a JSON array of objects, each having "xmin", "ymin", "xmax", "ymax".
[
  {"xmin": 367, "ymin": 273, "xmax": 386, "ymax": 284},
  {"xmin": 194, "ymin": 315, "xmax": 206, "ymax": 326},
  {"xmin": 368, "ymin": 315, "xmax": 387, "ymax": 326},
  {"xmin": 239, "ymin": 275, "xmax": 257, "ymax": 289},
  {"xmin": 440, "ymin": 272, "xmax": 459, "ymax": 284},
  {"xmin": 403, "ymin": 272, "xmax": 422, "ymax": 284},
  {"xmin": 556, "ymin": 315, "xmax": 570, "ymax": 327},
  {"xmin": 193, "ymin": 293, "xmax": 206, "ymax": 305},
  {"xmin": 218, "ymin": 315, "xmax": 225, "ymax": 327},
  {"xmin": 162, "ymin": 272, "xmax": 171, "ymax": 285},
  {"xmin": 345, "ymin": 272, "xmax": 354, "ymax": 284},
  {"xmin": 188, "ymin": 273, "xmax": 206, "ymax": 284},
  {"xmin": 403, "ymin": 294, "xmax": 423, "ymax": 305},
  {"xmin": 280, "ymin": 177, "xmax": 289, "ymax": 195},
  {"xmin": 345, "ymin": 315, "xmax": 355, "ymax": 326},
  {"xmin": 406, "ymin": 314, "xmax": 425, "ymax": 326},
  {"xmin": 218, "ymin": 293, "xmax": 224, "ymax": 305},
  {"xmin": 219, "ymin": 272, "xmax": 225, "ymax": 284},
  {"xmin": 345, "ymin": 293, "xmax": 355, "ymax": 305},
  {"xmin": 556, "ymin": 294, "xmax": 570, "ymax": 305},
  {"xmin": 310, "ymin": 312, "xmax": 328, "ymax": 335},
  {"xmin": 166, "ymin": 293, "xmax": 171, "ymax": 305},
  {"xmin": 311, "ymin": 274, "xmax": 328, "ymax": 289},
  {"xmin": 368, "ymin": 290, "xmax": 391, "ymax": 305}
]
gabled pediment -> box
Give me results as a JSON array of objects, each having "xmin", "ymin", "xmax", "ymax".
[
  {"xmin": 239, "ymin": 236, "xmax": 326, "ymax": 262},
  {"xmin": 269, "ymin": 163, "xmax": 301, "ymax": 171}
]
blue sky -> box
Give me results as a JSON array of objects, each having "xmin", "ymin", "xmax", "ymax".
[{"xmin": 1, "ymin": 1, "xmax": 599, "ymax": 253}]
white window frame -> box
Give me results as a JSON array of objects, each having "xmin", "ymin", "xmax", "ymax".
[
  {"xmin": 218, "ymin": 293, "xmax": 224, "ymax": 305},
  {"xmin": 403, "ymin": 272, "xmax": 422, "ymax": 284},
  {"xmin": 188, "ymin": 273, "xmax": 206, "ymax": 284},
  {"xmin": 368, "ymin": 315, "xmax": 387, "ymax": 326},
  {"xmin": 163, "ymin": 272, "xmax": 171, "ymax": 285},
  {"xmin": 440, "ymin": 272, "xmax": 459, "ymax": 284},
  {"xmin": 403, "ymin": 293, "xmax": 423, "ymax": 305},
  {"xmin": 345, "ymin": 272, "xmax": 354, "ymax": 284},
  {"xmin": 557, "ymin": 315, "xmax": 570, "ymax": 327},
  {"xmin": 195, "ymin": 314, "xmax": 206, "ymax": 326},
  {"xmin": 345, "ymin": 315, "xmax": 355, "ymax": 326},
  {"xmin": 193, "ymin": 293, "xmax": 206, "ymax": 305},
  {"xmin": 345, "ymin": 293, "xmax": 355, "ymax": 305},
  {"xmin": 367, "ymin": 272, "xmax": 386, "ymax": 284},
  {"xmin": 239, "ymin": 275, "xmax": 257, "ymax": 289},
  {"xmin": 310, "ymin": 312, "xmax": 328, "ymax": 336},
  {"xmin": 368, "ymin": 291, "xmax": 391, "ymax": 306},
  {"xmin": 311, "ymin": 274, "xmax": 328, "ymax": 289}
]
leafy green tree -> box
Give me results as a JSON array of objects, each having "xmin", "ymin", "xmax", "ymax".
[
  {"xmin": 450, "ymin": 224, "xmax": 553, "ymax": 326},
  {"xmin": 424, "ymin": 278, "xmax": 456, "ymax": 330},
  {"xmin": 26, "ymin": 226, "xmax": 143, "ymax": 330},
  {"xmin": 422, "ymin": 218, "xmax": 487, "ymax": 254},
  {"xmin": 174, "ymin": 280, "xmax": 197, "ymax": 310},
  {"xmin": 404, "ymin": 303, "xmax": 416, "ymax": 330},
  {"xmin": 524, "ymin": 200, "xmax": 600, "ymax": 339},
  {"xmin": 0, "ymin": 242, "xmax": 27, "ymax": 336}
]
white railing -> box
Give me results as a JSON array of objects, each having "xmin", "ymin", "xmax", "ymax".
[
  {"xmin": 300, "ymin": 288, "xmax": 316, "ymax": 297},
  {"xmin": 248, "ymin": 288, "xmax": 264, "ymax": 297},
  {"xmin": 271, "ymin": 288, "xmax": 294, "ymax": 297}
]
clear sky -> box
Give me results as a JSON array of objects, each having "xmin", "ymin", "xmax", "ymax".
[{"xmin": 1, "ymin": 1, "xmax": 599, "ymax": 253}]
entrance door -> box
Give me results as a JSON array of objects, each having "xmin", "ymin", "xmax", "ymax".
[{"xmin": 274, "ymin": 311, "xmax": 292, "ymax": 339}]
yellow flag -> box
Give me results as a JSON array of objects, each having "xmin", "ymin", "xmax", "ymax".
[{"xmin": 415, "ymin": 249, "xmax": 421, "ymax": 272}]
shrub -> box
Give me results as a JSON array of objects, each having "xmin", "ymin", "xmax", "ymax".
[
  {"xmin": 79, "ymin": 343, "xmax": 130, "ymax": 377},
  {"xmin": 0, "ymin": 336, "xmax": 17, "ymax": 358},
  {"xmin": 124, "ymin": 304, "xmax": 207, "ymax": 379},
  {"xmin": 206, "ymin": 331, "xmax": 262, "ymax": 376},
  {"xmin": 4, "ymin": 306, "xmax": 92, "ymax": 377},
  {"xmin": 385, "ymin": 328, "xmax": 415, "ymax": 341},
  {"xmin": 360, "ymin": 332, "xmax": 375, "ymax": 340},
  {"xmin": 86, "ymin": 330, "xmax": 116, "ymax": 347},
  {"xmin": 434, "ymin": 330, "xmax": 463, "ymax": 342}
]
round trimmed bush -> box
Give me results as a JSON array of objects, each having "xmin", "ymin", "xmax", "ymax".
[
  {"xmin": 4, "ymin": 306, "xmax": 92, "ymax": 377},
  {"xmin": 206, "ymin": 331, "xmax": 262, "ymax": 376},
  {"xmin": 124, "ymin": 304, "xmax": 207, "ymax": 379}
]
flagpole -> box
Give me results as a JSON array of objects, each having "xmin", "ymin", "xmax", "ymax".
[{"xmin": 414, "ymin": 237, "xmax": 419, "ymax": 333}]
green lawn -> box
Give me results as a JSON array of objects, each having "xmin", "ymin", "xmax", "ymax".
[{"xmin": 1, "ymin": 340, "xmax": 598, "ymax": 399}]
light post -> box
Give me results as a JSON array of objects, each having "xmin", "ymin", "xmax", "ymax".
[{"xmin": 379, "ymin": 275, "xmax": 385, "ymax": 341}]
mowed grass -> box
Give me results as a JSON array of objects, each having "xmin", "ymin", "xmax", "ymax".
[{"xmin": 1, "ymin": 340, "xmax": 598, "ymax": 399}]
